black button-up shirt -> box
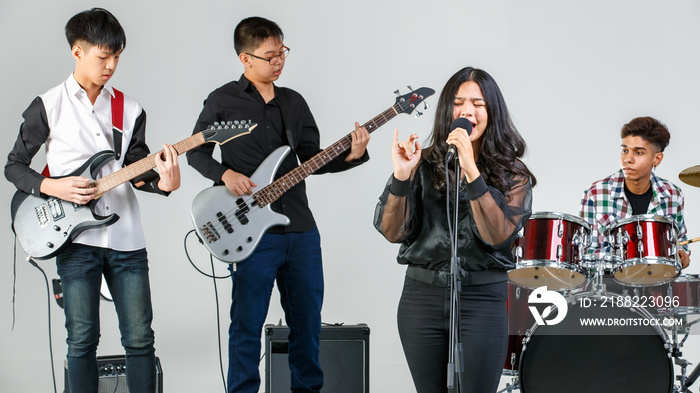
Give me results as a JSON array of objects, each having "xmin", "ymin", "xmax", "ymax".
[{"xmin": 187, "ymin": 74, "xmax": 368, "ymax": 233}]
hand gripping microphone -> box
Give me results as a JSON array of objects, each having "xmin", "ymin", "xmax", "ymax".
[{"xmin": 445, "ymin": 118, "xmax": 473, "ymax": 161}]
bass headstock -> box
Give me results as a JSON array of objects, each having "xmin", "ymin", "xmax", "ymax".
[{"xmin": 394, "ymin": 87, "xmax": 436, "ymax": 117}]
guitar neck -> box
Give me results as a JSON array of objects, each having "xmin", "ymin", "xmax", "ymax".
[
  {"xmin": 253, "ymin": 103, "xmax": 401, "ymax": 207},
  {"xmin": 93, "ymin": 132, "xmax": 207, "ymax": 197}
]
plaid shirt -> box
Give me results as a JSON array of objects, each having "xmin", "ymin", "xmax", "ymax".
[{"xmin": 579, "ymin": 169, "xmax": 688, "ymax": 257}]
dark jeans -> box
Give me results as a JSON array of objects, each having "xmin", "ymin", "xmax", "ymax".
[
  {"xmin": 397, "ymin": 275, "xmax": 508, "ymax": 393},
  {"xmin": 57, "ymin": 244, "xmax": 156, "ymax": 393},
  {"xmin": 227, "ymin": 227, "xmax": 323, "ymax": 393}
]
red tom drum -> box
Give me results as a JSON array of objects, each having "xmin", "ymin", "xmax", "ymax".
[
  {"xmin": 607, "ymin": 215, "xmax": 680, "ymax": 286},
  {"xmin": 509, "ymin": 212, "xmax": 591, "ymax": 291}
]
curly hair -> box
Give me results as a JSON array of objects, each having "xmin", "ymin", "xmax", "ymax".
[
  {"xmin": 621, "ymin": 116, "xmax": 670, "ymax": 152},
  {"xmin": 423, "ymin": 67, "xmax": 536, "ymax": 197}
]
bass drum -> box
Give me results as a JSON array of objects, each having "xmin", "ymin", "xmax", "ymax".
[{"xmin": 519, "ymin": 292, "xmax": 673, "ymax": 393}]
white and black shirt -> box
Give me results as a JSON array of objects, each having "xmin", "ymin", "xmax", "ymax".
[{"xmin": 5, "ymin": 74, "xmax": 166, "ymax": 251}]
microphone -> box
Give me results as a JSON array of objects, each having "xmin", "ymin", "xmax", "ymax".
[{"xmin": 445, "ymin": 118, "xmax": 473, "ymax": 161}]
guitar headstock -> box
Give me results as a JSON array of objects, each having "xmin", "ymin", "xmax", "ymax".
[
  {"xmin": 394, "ymin": 87, "xmax": 435, "ymax": 117},
  {"xmin": 202, "ymin": 120, "xmax": 257, "ymax": 145}
]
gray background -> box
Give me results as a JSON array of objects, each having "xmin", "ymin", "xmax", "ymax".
[{"xmin": 2, "ymin": 0, "xmax": 700, "ymax": 392}]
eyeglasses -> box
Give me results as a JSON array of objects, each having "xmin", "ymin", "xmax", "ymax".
[{"xmin": 246, "ymin": 46, "xmax": 290, "ymax": 65}]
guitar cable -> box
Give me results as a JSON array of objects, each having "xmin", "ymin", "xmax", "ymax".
[
  {"xmin": 183, "ymin": 229, "xmax": 230, "ymax": 393},
  {"xmin": 25, "ymin": 252, "xmax": 59, "ymax": 393}
]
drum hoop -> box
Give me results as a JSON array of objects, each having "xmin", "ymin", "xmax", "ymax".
[
  {"xmin": 610, "ymin": 214, "xmax": 676, "ymax": 229},
  {"xmin": 674, "ymin": 273, "xmax": 700, "ymax": 281},
  {"xmin": 529, "ymin": 211, "xmax": 590, "ymax": 230}
]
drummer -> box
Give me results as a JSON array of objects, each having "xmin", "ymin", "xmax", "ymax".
[{"xmin": 579, "ymin": 116, "xmax": 690, "ymax": 268}]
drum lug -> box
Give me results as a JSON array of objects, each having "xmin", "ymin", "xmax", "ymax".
[
  {"xmin": 638, "ymin": 240, "xmax": 645, "ymax": 257},
  {"xmin": 557, "ymin": 244, "xmax": 563, "ymax": 260},
  {"xmin": 558, "ymin": 219, "xmax": 564, "ymax": 238},
  {"xmin": 515, "ymin": 245, "xmax": 523, "ymax": 263}
]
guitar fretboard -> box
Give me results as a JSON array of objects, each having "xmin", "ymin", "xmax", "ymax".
[
  {"xmin": 252, "ymin": 101, "xmax": 405, "ymax": 208},
  {"xmin": 92, "ymin": 133, "xmax": 206, "ymax": 197}
]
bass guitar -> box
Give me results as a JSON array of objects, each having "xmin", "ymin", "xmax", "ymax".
[
  {"xmin": 11, "ymin": 121, "xmax": 256, "ymax": 260},
  {"xmin": 191, "ymin": 87, "xmax": 434, "ymax": 263}
]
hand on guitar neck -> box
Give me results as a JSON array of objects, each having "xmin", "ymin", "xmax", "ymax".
[
  {"xmin": 345, "ymin": 122, "xmax": 370, "ymax": 162},
  {"xmin": 154, "ymin": 143, "xmax": 181, "ymax": 192}
]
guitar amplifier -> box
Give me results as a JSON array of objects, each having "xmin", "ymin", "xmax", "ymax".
[
  {"xmin": 265, "ymin": 323, "xmax": 370, "ymax": 393},
  {"xmin": 64, "ymin": 355, "xmax": 163, "ymax": 393}
]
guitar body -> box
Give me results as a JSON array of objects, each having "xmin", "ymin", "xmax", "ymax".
[
  {"xmin": 191, "ymin": 146, "xmax": 292, "ymax": 263},
  {"xmin": 10, "ymin": 150, "xmax": 119, "ymax": 260}
]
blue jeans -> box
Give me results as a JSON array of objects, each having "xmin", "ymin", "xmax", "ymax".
[
  {"xmin": 397, "ymin": 276, "xmax": 508, "ymax": 393},
  {"xmin": 57, "ymin": 244, "xmax": 156, "ymax": 393},
  {"xmin": 227, "ymin": 227, "xmax": 323, "ymax": 393}
]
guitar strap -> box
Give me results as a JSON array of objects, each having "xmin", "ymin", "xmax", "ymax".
[
  {"xmin": 40, "ymin": 88, "xmax": 124, "ymax": 177},
  {"xmin": 275, "ymin": 87, "xmax": 297, "ymax": 153},
  {"xmin": 111, "ymin": 88, "xmax": 124, "ymax": 161}
]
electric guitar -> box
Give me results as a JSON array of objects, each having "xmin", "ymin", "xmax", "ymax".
[
  {"xmin": 11, "ymin": 121, "xmax": 256, "ymax": 260},
  {"xmin": 191, "ymin": 87, "xmax": 435, "ymax": 263}
]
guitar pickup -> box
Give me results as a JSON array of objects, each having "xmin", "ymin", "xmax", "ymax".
[
  {"xmin": 47, "ymin": 199, "xmax": 65, "ymax": 221},
  {"xmin": 201, "ymin": 222, "xmax": 221, "ymax": 243},
  {"xmin": 235, "ymin": 198, "xmax": 250, "ymax": 225},
  {"xmin": 216, "ymin": 212, "xmax": 234, "ymax": 234}
]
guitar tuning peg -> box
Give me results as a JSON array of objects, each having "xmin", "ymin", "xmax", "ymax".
[
  {"xmin": 394, "ymin": 89, "xmax": 401, "ymax": 96},
  {"xmin": 227, "ymin": 121, "xmax": 233, "ymax": 125},
  {"xmin": 407, "ymin": 85, "xmax": 413, "ymax": 92},
  {"xmin": 423, "ymin": 101, "xmax": 430, "ymax": 110},
  {"xmin": 213, "ymin": 121, "xmax": 220, "ymax": 126},
  {"xmin": 234, "ymin": 120, "xmax": 240, "ymax": 125},
  {"xmin": 414, "ymin": 110, "xmax": 423, "ymax": 118}
]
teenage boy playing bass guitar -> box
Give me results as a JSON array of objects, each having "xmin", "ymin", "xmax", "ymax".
[{"xmin": 186, "ymin": 16, "xmax": 369, "ymax": 393}]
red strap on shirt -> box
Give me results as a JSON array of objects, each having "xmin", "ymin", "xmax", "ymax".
[
  {"xmin": 41, "ymin": 88, "xmax": 125, "ymax": 177},
  {"xmin": 111, "ymin": 88, "xmax": 124, "ymax": 131}
]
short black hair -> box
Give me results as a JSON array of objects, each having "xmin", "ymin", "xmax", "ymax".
[
  {"xmin": 233, "ymin": 17, "xmax": 283, "ymax": 55},
  {"xmin": 621, "ymin": 116, "xmax": 670, "ymax": 152},
  {"xmin": 65, "ymin": 8, "xmax": 126, "ymax": 54}
]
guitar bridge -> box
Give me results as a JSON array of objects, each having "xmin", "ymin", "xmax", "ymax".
[
  {"xmin": 35, "ymin": 205, "xmax": 50, "ymax": 227},
  {"xmin": 201, "ymin": 222, "xmax": 221, "ymax": 243}
]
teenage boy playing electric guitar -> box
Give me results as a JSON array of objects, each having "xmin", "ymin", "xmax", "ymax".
[
  {"xmin": 4, "ymin": 8, "xmax": 179, "ymax": 393},
  {"xmin": 186, "ymin": 16, "xmax": 369, "ymax": 393}
]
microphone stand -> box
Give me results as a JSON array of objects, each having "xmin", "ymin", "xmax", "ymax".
[{"xmin": 446, "ymin": 157, "xmax": 463, "ymax": 392}]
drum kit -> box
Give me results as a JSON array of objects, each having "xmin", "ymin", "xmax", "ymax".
[{"xmin": 499, "ymin": 166, "xmax": 700, "ymax": 393}]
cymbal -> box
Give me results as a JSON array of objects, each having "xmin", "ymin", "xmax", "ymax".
[{"xmin": 679, "ymin": 165, "xmax": 700, "ymax": 187}]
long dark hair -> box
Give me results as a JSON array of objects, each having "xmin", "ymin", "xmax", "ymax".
[{"xmin": 423, "ymin": 67, "xmax": 536, "ymax": 196}]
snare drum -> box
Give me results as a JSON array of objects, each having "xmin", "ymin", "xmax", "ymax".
[
  {"xmin": 607, "ymin": 215, "xmax": 681, "ymax": 286},
  {"xmin": 509, "ymin": 212, "xmax": 591, "ymax": 290},
  {"xmin": 518, "ymin": 292, "xmax": 673, "ymax": 393}
]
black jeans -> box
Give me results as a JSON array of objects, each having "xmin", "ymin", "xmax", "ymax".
[{"xmin": 397, "ymin": 275, "xmax": 508, "ymax": 393}]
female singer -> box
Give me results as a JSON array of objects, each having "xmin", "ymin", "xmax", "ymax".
[{"xmin": 374, "ymin": 66, "xmax": 536, "ymax": 393}]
